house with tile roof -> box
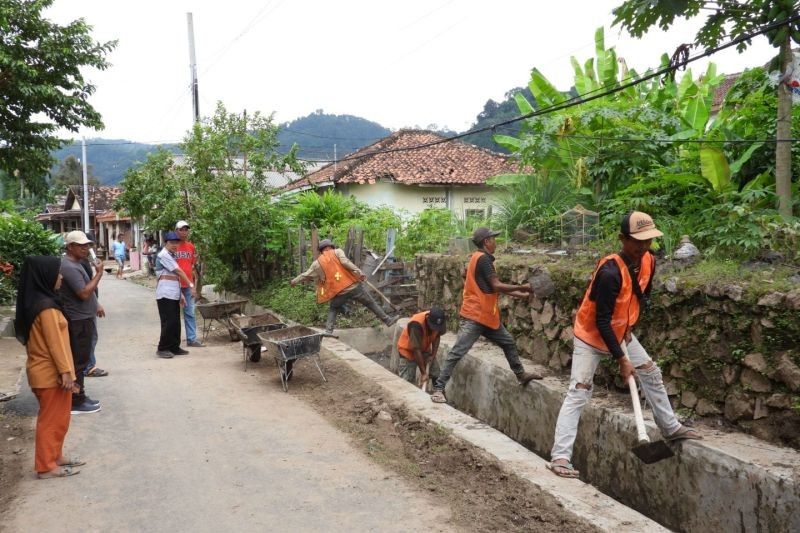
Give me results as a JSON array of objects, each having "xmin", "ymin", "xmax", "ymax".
[{"xmin": 280, "ymin": 130, "xmax": 517, "ymax": 219}]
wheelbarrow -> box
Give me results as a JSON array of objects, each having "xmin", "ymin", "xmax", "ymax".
[
  {"xmin": 230, "ymin": 313, "xmax": 287, "ymax": 370},
  {"xmin": 196, "ymin": 299, "xmax": 248, "ymax": 341},
  {"xmin": 257, "ymin": 326, "xmax": 330, "ymax": 392}
]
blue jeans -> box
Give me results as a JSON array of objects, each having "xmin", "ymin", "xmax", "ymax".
[
  {"xmin": 181, "ymin": 287, "xmax": 197, "ymax": 342},
  {"xmin": 434, "ymin": 317, "xmax": 524, "ymax": 391}
]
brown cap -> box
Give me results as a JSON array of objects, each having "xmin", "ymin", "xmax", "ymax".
[
  {"xmin": 472, "ymin": 227, "xmax": 501, "ymax": 246},
  {"xmin": 621, "ymin": 211, "xmax": 663, "ymax": 240}
]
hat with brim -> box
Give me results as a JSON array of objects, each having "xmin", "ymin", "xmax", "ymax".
[
  {"xmin": 164, "ymin": 231, "xmax": 181, "ymax": 242},
  {"xmin": 472, "ymin": 227, "xmax": 501, "ymax": 246},
  {"xmin": 621, "ymin": 211, "xmax": 663, "ymax": 240},
  {"xmin": 65, "ymin": 230, "xmax": 93, "ymax": 245},
  {"xmin": 426, "ymin": 307, "xmax": 446, "ymax": 333},
  {"xmin": 318, "ymin": 239, "xmax": 335, "ymax": 251}
]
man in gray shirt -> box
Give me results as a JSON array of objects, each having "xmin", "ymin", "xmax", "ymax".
[{"xmin": 60, "ymin": 230, "xmax": 104, "ymax": 414}]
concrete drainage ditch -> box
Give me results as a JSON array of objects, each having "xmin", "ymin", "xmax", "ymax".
[{"xmin": 332, "ymin": 321, "xmax": 800, "ymax": 533}]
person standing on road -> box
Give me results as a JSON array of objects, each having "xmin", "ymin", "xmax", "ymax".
[
  {"xmin": 548, "ymin": 211, "xmax": 701, "ymax": 479},
  {"xmin": 81, "ymin": 235, "xmax": 108, "ymax": 378},
  {"xmin": 111, "ymin": 233, "xmax": 127, "ymax": 280},
  {"xmin": 290, "ymin": 239, "xmax": 398, "ymax": 335},
  {"xmin": 155, "ymin": 232, "xmax": 196, "ymax": 358},
  {"xmin": 15, "ymin": 256, "xmax": 85, "ymax": 479},
  {"xmin": 175, "ymin": 221, "xmax": 204, "ymax": 348},
  {"xmin": 396, "ymin": 307, "xmax": 446, "ymax": 386},
  {"xmin": 431, "ymin": 228, "xmax": 542, "ymax": 404},
  {"xmin": 60, "ymin": 231, "xmax": 103, "ymax": 415}
]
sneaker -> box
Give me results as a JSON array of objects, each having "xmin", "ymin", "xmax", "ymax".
[
  {"xmin": 171, "ymin": 348, "xmax": 190, "ymax": 355},
  {"xmin": 323, "ymin": 329, "xmax": 339, "ymax": 338},
  {"xmin": 516, "ymin": 370, "xmax": 543, "ymax": 385},
  {"xmin": 187, "ymin": 340, "xmax": 205, "ymax": 348},
  {"xmin": 71, "ymin": 401, "xmax": 101, "ymax": 415},
  {"xmin": 83, "ymin": 396, "xmax": 100, "ymax": 407},
  {"xmin": 156, "ymin": 350, "xmax": 174, "ymax": 358}
]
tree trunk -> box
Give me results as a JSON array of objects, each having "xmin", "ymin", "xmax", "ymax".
[{"xmin": 775, "ymin": 38, "xmax": 794, "ymax": 219}]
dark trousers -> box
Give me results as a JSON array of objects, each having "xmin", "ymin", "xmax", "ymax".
[
  {"xmin": 326, "ymin": 283, "xmax": 391, "ymax": 332},
  {"xmin": 67, "ymin": 318, "xmax": 95, "ymax": 405},
  {"xmin": 157, "ymin": 298, "xmax": 182, "ymax": 353}
]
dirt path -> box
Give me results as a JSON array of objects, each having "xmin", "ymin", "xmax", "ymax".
[{"xmin": 1, "ymin": 276, "xmax": 454, "ymax": 532}]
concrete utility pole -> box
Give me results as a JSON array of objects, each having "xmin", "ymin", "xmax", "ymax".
[
  {"xmin": 187, "ymin": 12, "xmax": 199, "ymax": 124},
  {"xmin": 81, "ymin": 137, "xmax": 90, "ymax": 232}
]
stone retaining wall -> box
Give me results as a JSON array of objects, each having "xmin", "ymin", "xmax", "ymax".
[{"xmin": 415, "ymin": 253, "xmax": 800, "ymax": 448}]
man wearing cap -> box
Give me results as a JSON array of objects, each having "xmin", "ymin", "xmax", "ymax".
[
  {"xmin": 290, "ymin": 239, "xmax": 398, "ymax": 335},
  {"xmin": 60, "ymin": 230, "xmax": 103, "ymax": 414},
  {"xmin": 548, "ymin": 211, "xmax": 700, "ymax": 479},
  {"xmin": 175, "ymin": 221, "xmax": 203, "ymax": 347},
  {"xmin": 431, "ymin": 228, "xmax": 542, "ymax": 404},
  {"xmin": 396, "ymin": 307, "xmax": 446, "ymax": 386},
  {"xmin": 155, "ymin": 232, "xmax": 195, "ymax": 358}
]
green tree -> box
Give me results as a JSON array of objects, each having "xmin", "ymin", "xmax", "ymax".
[
  {"xmin": 0, "ymin": 0, "xmax": 116, "ymax": 194},
  {"xmin": 50, "ymin": 155, "xmax": 98, "ymax": 191},
  {"xmin": 612, "ymin": 0, "xmax": 800, "ymax": 218}
]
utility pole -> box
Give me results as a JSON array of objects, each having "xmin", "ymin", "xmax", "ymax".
[
  {"xmin": 187, "ymin": 12, "xmax": 199, "ymax": 124},
  {"xmin": 334, "ymin": 144, "xmax": 337, "ymax": 175},
  {"xmin": 81, "ymin": 137, "xmax": 90, "ymax": 232}
]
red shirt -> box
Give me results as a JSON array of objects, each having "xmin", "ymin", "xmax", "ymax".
[{"xmin": 175, "ymin": 241, "xmax": 196, "ymax": 288}]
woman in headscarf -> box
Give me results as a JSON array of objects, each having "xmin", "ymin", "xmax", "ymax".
[{"xmin": 15, "ymin": 256, "xmax": 84, "ymax": 479}]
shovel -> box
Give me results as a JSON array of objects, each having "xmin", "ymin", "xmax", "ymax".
[{"xmin": 622, "ymin": 344, "xmax": 675, "ymax": 464}]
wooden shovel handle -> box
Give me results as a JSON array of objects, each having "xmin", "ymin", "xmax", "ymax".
[{"xmin": 622, "ymin": 343, "xmax": 650, "ymax": 444}]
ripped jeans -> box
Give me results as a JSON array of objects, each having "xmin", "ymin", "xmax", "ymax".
[{"xmin": 550, "ymin": 335, "xmax": 680, "ymax": 463}]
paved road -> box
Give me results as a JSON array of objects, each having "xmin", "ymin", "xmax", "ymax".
[{"xmin": 4, "ymin": 275, "xmax": 452, "ymax": 532}]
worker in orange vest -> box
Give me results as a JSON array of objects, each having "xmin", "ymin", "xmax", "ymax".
[
  {"xmin": 396, "ymin": 307, "xmax": 446, "ymax": 386},
  {"xmin": 548, "ymin": 211, "xmax": 701, "ymax": 479},
  {"xmin": 291, "ymin": 239, "xmax": 398, "ymax": 336},
  {"xmin": 430, "ymin": 228, "xmax": 542, "ymax": 404}
]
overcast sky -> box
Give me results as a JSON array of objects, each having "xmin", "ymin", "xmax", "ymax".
[{"xmin": 44, "ymin": 0, "xmax": 777, "ymax": 144}]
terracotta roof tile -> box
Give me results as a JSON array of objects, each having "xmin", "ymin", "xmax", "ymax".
[{"xmin": 283, "ymin": 130, "xmax": 516, "ymax": 191}]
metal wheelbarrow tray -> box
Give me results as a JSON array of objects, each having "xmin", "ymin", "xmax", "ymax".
[
  {"xmin": 230, "ymin": 313, "xmax": 287, "ymax": 368},
  {"xmin": 196, "ymin": 299, "xmax": 249, "ymax": 341},
  {"xmin": 257, "ymin": 326, "xmax": 327, "ymax": 392}
]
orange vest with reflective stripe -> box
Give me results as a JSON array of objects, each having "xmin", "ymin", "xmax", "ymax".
[
  {"xmin": 459, "ymin": 251, "xmax": 500, "ymax": 329},
  {"xmin": 397, "ymin": 311, "xmax": 440, "ymax": 360},
  {"xmin": 573, "ymin": 253, "xmax": 654, "ymax": 352},
  {"xmin": 316, "ymin": 249, "xmax": 359, "ymax": 303}
]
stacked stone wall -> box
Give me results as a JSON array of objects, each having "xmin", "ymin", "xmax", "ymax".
[{"xmin": 416, "ymin": 253, "xmax": 800, "ymax": 448}]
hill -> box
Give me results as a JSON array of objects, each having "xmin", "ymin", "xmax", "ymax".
[
  {"xmin": 51, "ymin": 139, "xmax": 179, "ymax": 185},
  {"xmin": 278, "ymin": 111, "xmax": 392, "ymax": 160}
]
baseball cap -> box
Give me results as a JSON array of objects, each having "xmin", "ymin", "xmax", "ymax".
[
  {"xmin": 318, "ymin": 239, "xmax": 335, "ymax": 251},
  {"xmin": 65, "ymin": 230, "xmax": 93, "ymax": 245},
  {"xmin": 472, "ymin": 227, "xmax": 501, "ymax": 246},
  {"xmin": 164, "ymin": 231, "xmax": 181, "ymax": 242},
  {"xmin": 175, "ymin": 220, "xmax": 190, "ymax": 229},
  {"xmin": 621, "ymin": 211, "xmax": 663, "ymax": 240},
  {"xmin": 426, "ymin": 307, "xmax": 446, "ymax": 333}
]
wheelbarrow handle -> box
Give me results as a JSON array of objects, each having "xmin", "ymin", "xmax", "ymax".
[{"xmin": 622, "ymin": 343, "xmax": 650, "ymax": 444}]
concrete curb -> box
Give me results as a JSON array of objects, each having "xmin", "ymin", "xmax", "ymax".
[{"xmin": 320, "ymin": 336, "xmax": 666, "ymax": 533}]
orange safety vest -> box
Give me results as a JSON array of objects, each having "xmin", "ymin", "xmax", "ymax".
[
  {"xmin": 573, "ymin": 252, "xmax": 654, "ymax": 352},
  {"xmin": 397, "ymin": 311, "xmax": 440, "ymax": 361},
  {"xmin": 459, "ymin": 250, "xmax": 500, "ymax": 329},
  {"xmin": 316, "ymin": 249, "xmax": 359, "ymax": 303}
]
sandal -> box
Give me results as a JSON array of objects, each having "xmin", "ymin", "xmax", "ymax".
[
  {"xmin": 665, "ymin": 425, "xmax": 702, "ymax": 441},
  {"xmin": 37, "ymin": 466, "xmax": 80, "ymax": 479},
  {"xmin": 546, "ymin": 461, "xmax": 580, "ymax": 479},
  {"xmin": 430, "ymin": 390, "xmax": 447, "ymax": 403},
  {"xmin": 87, "ymin": 367, "xmax": 109, "ymax": 377},
  {"xmin": 57, "ymin": 456, "xmax": 86, "ymax": 467}
]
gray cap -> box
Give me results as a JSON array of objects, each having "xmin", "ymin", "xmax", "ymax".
[
  {"xmin": 472, "ymin": 227, "xmax": 501, "ymax": 246},
  {"xmin": 318, "ymin": 239, "xmax": 335, "ymax": 251}
]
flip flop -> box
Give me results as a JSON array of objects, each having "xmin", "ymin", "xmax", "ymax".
[
  {"xmin": 87, "ymin": 367, "xmax": 109, "ymax": 377},
  {"xmin": 57, "ymin": 456, "xmax": 86, "ymax": 467},
  {"xmin": 665, "ymin": 425, "xmax": 702, "ymax": 441},
  {"xmin": 546, "ymin": 462, "xmax": 580, "ymax": 479},
  {"xmin": 37, "ymin": 466, "xmax": 80, "ymax": 479},
  {"xmin": 430, "ymin": 390, "xmax": 447, "ymax": 403}
]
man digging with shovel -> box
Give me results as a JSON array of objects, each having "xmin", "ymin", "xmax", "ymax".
[{"xmin": 548, "ymin": 211, "xmax": 700, "ymax": 479}]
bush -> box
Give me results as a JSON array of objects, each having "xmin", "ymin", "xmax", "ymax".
[{"xmin": 0, "ymin": 213, "xmax": 60, "ymax": 304}]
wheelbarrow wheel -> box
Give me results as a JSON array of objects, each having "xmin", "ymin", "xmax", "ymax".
[{"xmin": 248, "ymin": 346, "xmax": 261, "ymax": 363}]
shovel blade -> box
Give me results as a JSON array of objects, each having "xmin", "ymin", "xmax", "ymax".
[{"xmin": 632, "ymin": 440, "xmax": 674, "ymax": 464}]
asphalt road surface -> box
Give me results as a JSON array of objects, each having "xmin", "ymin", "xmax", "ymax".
[{"xmin": 3, "ymin": 275, "xmax": 453, "ymax": 532}]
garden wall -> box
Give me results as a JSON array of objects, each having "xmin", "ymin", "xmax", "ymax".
[{"xmin": 415, "ymin": 253, "xmax": 800, "ymax": 448}]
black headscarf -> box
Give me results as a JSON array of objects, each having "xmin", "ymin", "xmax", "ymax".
[{"xmin": 14, "ymin": 256, "xmax": 63, "ymax": 345}]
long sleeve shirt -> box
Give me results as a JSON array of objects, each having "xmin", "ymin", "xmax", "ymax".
[
  {"xmin": 291, "ymin": 248, "xmax": 363, "ymax": 295},
  {"xmin": 26, "ymin": 308, "xmax": 76, "ymax": 389}
]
